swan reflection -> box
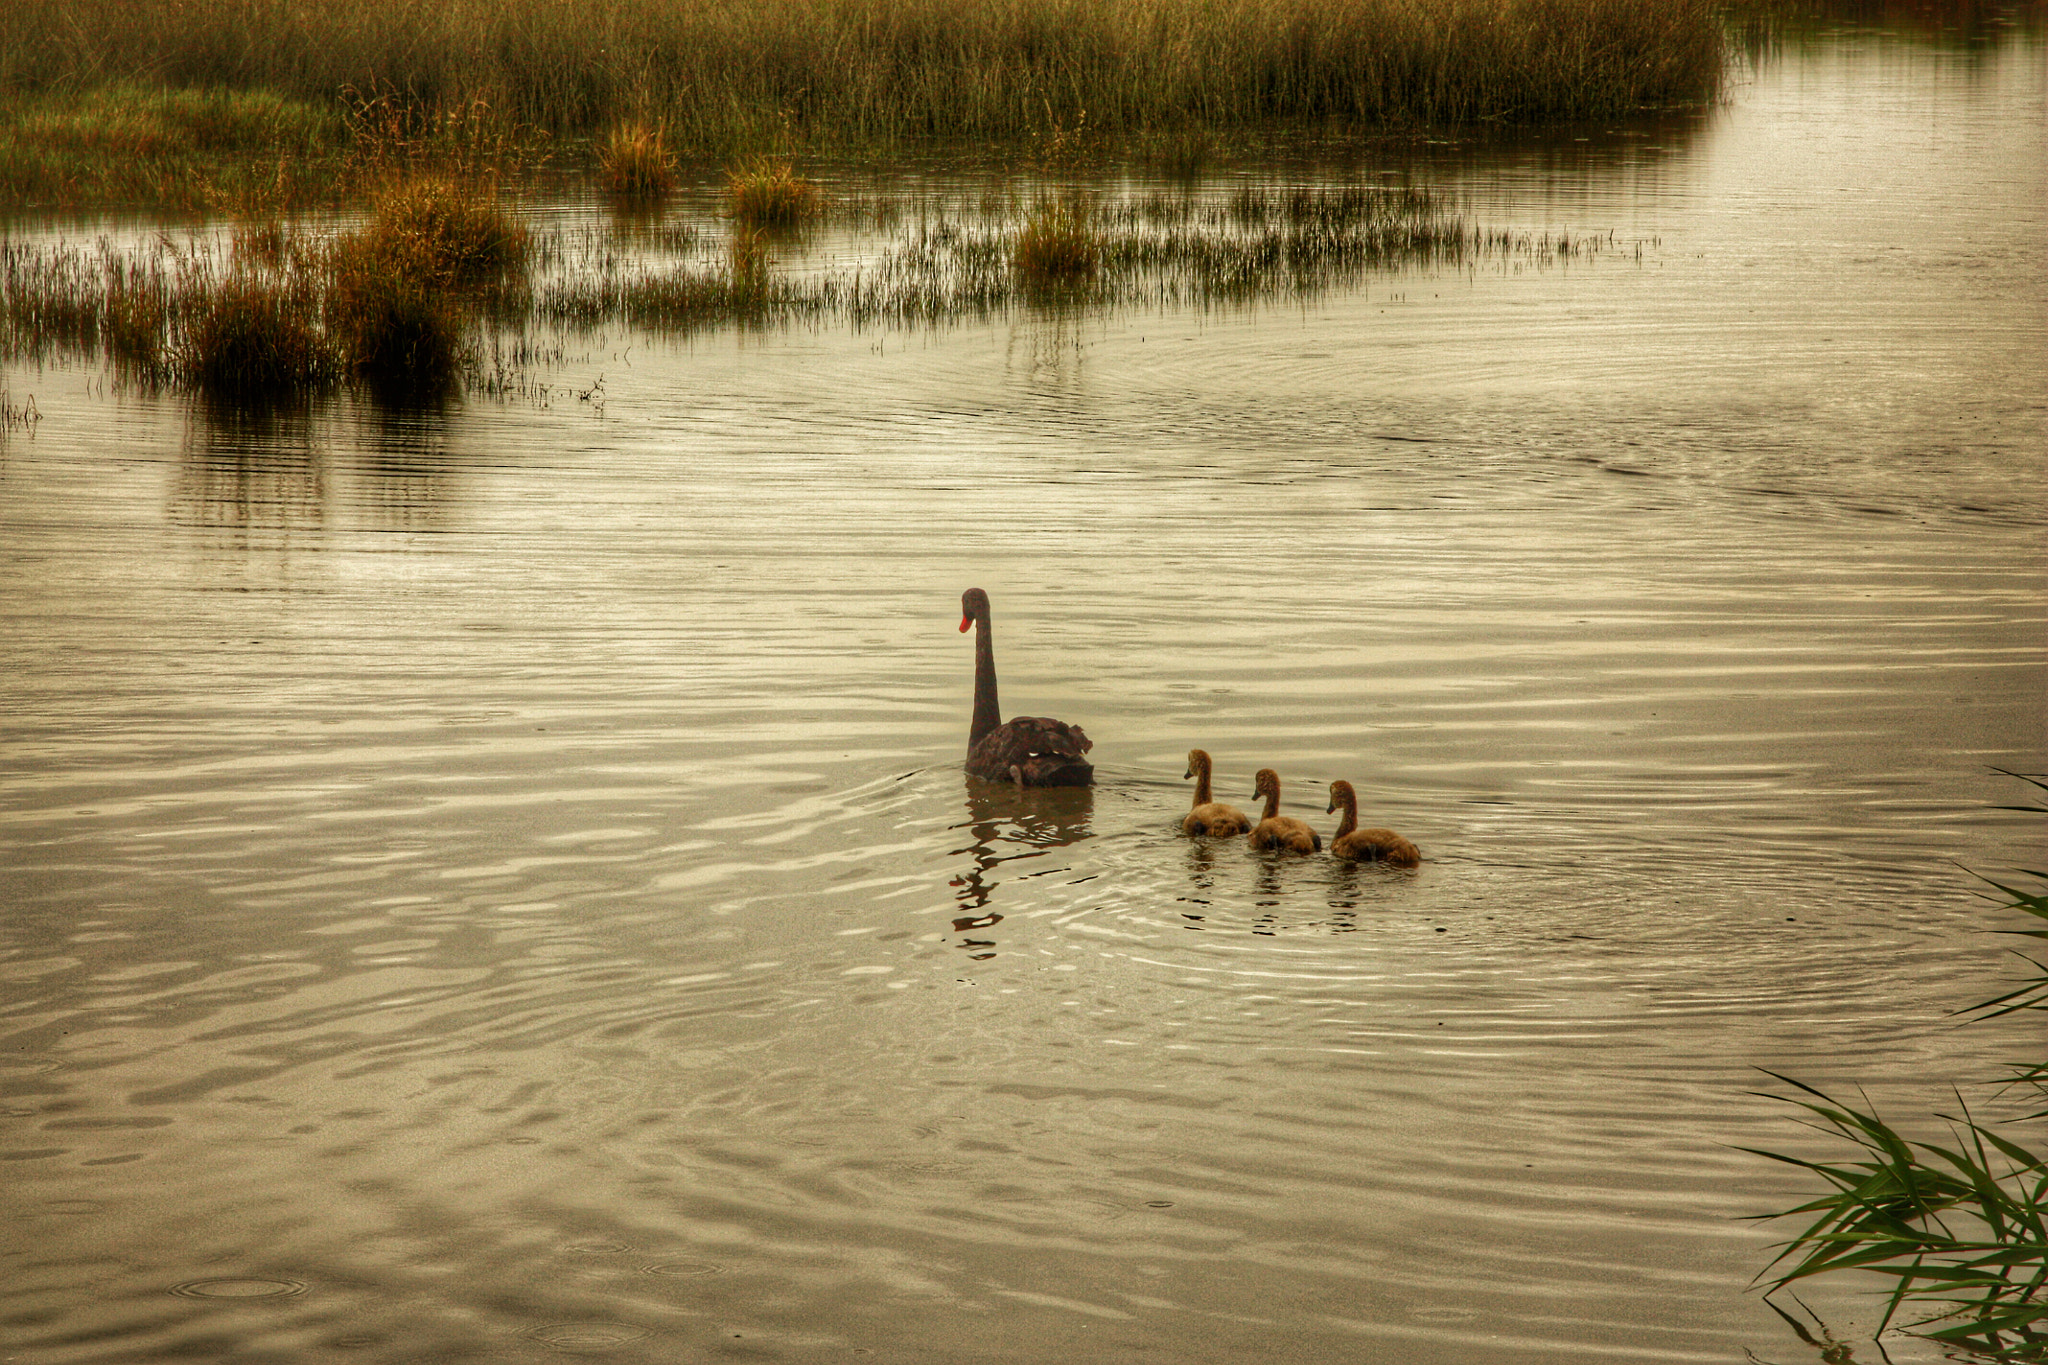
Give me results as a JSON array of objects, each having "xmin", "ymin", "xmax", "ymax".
[{"xmin": 947, "ymin": 776, "xmax": 1093, "ymax": 959}]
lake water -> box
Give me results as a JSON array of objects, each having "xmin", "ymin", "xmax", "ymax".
[{"xmin": 3, "ymin": 23, "xmax": 2045, "ymax": 1365}]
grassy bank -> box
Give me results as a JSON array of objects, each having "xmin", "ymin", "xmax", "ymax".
[
  {"xmin": 2, "ymin": 0, "xmax": 1727, "ymax": 165},
  {"xmin": 0, "ymin": 84, "xmax": 352, "ymax": 211}
]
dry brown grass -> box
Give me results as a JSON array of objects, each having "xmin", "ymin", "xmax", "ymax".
[
  {"xmin": 1013, "ymin": 196, "xmax": 1102, "ymax": 285},
  {"xmin": 725, "ymin": 157, "xmax": 822, "ymax": 227},
  {"xmin": 3, "ymin": 0, "xmax": 1730, "ymax": 155},
  {"xmin": 598, "ymin": 121, "xmax": 678, "ymax": 195}
]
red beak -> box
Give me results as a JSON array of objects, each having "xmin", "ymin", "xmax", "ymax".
[{"xmin": 959, "ymin": 615, "xmax": 972, "ymax": 633}]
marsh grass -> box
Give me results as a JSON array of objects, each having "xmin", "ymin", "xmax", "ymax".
[
  {"xmin": 725, "ymin": 158, "xmax": 823, "ymax": 227},
  {"xmin": 340, "ymin": 84, "xmax": 542, "ymax": 181},
  {"xmin": 324, "ymin": 177, "xmax": 525, "ymax": 393},
  {"xmin": 181, "ymin": 273, "xmax": 336, "ymax": 397},
  {"xmin": 1749, "ymin": 773, "xmax": 2048, "ymax": 1363},
  {"xmin": 3, "ymin": 0, "xmax": 1729, "ymax": 163},
  {"xmin": 7, "ymin": 180, "xmax": 1610, "ymax": 398},
  {"xmin": 355, "ymin": 176, "xmax": 529, "ymax": 290},
  {"xmin": 599, "ymin": 122, "xmax": 678, "ymax": 197},
  {"xmin": 539, "ymin": 181, "xmax": 1606, "ymax": 332},
  {"xmin": 324, "ymin": 257, "xmax": 466, "ymax": 397},
  {"xmin": 1, "ymin": 174, "xmax": 530, "ymax": 401},
  {"xmin": 0, "ymin": 84, "xmax": 348, "ymax": 208},
  {"xmin": 1013, "ymin": 195, "xmax": 1103, "ymax": 288}
]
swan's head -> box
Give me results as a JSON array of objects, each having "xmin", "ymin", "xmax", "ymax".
[
  {"xmin": 1184, "ymin": 748, "xmax": 1211, "ymax": 781},
  {"xmin": 1251, "ymin": 768, "xmax": 1281, "ymax": 800},
  {"xmin": 960, "ymin": 587, "xmax": 990, "ymax": 633},
  {"xmin": 1327, "ymin": 779, "xmax": 1355, "ymax": 814}
]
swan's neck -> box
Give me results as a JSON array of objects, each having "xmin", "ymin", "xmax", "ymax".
[
  {"xmin": 1259, "ymin": 787, "xmax": 1280, "ymax": 821},
  {"xmin": 1191, "ymin": 760, "xmax": 1212, "ymax": 806},
  {"xmin": 1332, "ymin": 793, "xmax": 1357, "ymax": 840},
  {"xmin": 969, "ymin": 616, "xmax": 1002, "ymax": 752}
]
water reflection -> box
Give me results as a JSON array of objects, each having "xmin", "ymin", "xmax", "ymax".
[
  {"xmin": 174, "ymin": 397, "xmax": 326, "ymax": 544},
  {"xmin": 1177, "ymin": 837, "xmax": 1412, "ymax": 935},
  {"xmin": 345, "ymin": 400, "xmax": 458, "ymax": 530},
  {"xmin": 1727, "ymin": 0, "xmax": 2042, "ymax": 52},
  {"xmin": 948, "ymin": 776, "xmax": 1093, "ymax": 957},
  {"xmin": 173, "ymin": 395, "xmax": 463, "ymax": 556}
]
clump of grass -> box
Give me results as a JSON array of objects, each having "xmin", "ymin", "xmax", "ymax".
[
  {"xmin": 0, "ymin": 174, "xmax": 516, "ymax": 401},
  {"xmin": 324, "ymin": 256, "xmax": 466, "ymax": 397},
  {"xmin": 313, "ymin": 176, "xmax": 522, "ymax": 394},
  {"xmin": 1748, "ymin": 771, "xmax": 2048, "ymax": 1363},
  {"xmin": 102, "ymin": 266, "xmax": 176, "ymax": 380},
  {"xmin": 1013, "ymin": 196, "xmax": 1102, "ymax": 285},
  {"xmin": 598, "ymin": 121, "xmax": 677, "ymax": 196},
  {"xmin": 724, "ymin": 157, "xmax": 822, "ymax": 227},
  {"xmin": 357, "ymin": 175, "xmax": 528, "ymax": 289},
  {"xmin": 179, "ymin": 273, "xmax": 335, "ymax": 397}
]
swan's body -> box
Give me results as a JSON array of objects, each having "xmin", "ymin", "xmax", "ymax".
[
  {"xmin": 1326, "ymin": 780, "xmax": 1420, "ymax": 867},
  {"xmin": 1248, "ymin": 769, "xmax": 1320, "ymax": 853},
  {"xmin": 1182, "ymin": 749, "xmax": 1251, "ymax": 837},
  {"xmin": 959, "ymin": 588, "xmax": 1094, "ymax": 787}
]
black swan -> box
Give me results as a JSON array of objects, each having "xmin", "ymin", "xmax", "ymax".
[
  {"xmin": 1248, "ymin": 769, "xmax": 1321, "ymax": 853},
  {"xmin": 1326, "ymin": 780, "xmax": 1421, "ymax": 867},
  {"xmin": 958, "ymin": 588, "xmax": 1094, "ymax": 787},
  {"xmin": 1182, "ymin": 749, "xmax": 1252, "ymax": 837}
]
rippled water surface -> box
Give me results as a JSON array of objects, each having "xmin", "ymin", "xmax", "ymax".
[{"xmin": 4, "ymin": 30, "xmax": 2045, "ymax": 1365}]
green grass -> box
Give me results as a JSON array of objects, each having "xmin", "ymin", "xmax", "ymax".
[
  {"xmin": 1748, "ymin": 772, "xmax": 2048, "ymax": 1363},
  {"xmin": 1, "ymin": 0, "xmax": 1730, "ymax": 163}
]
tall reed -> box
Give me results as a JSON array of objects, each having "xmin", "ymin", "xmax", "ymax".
[{"xmin": 3, "ymin": 0, "xmax": 1729, "ymax": 152}]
